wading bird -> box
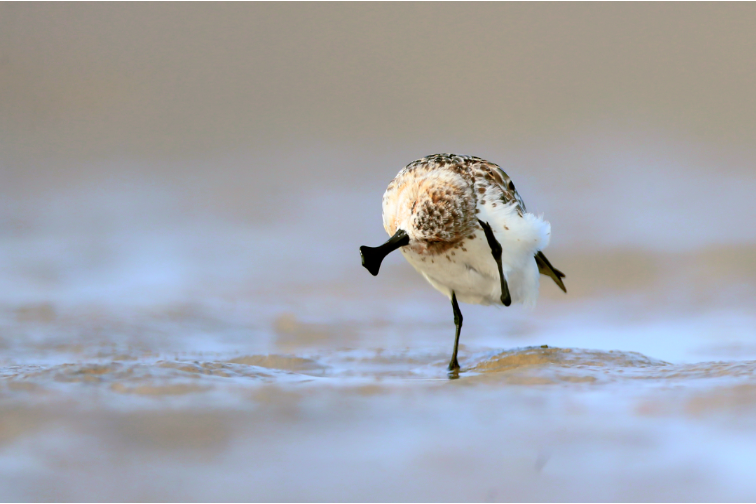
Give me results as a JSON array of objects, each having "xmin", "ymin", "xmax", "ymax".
[{"xmin": 360, "ymin": 154, "xmax": 566, "ymax": 373}]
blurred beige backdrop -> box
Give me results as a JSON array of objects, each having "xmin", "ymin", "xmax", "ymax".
[{"xmin": 2, "ymin": 3, "xmax": 755, "ymax": 180}]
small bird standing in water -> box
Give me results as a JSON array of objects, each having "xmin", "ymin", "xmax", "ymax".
[{"xmin": 360, "ymin": 153, "xmax": 566, "ymax": 374}]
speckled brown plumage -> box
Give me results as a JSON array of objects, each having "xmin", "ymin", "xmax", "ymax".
[{"xmin": 383, "ymin": 153, "xmax": 525, "ymax": 255}]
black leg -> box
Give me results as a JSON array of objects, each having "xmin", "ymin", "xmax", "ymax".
[
  {"xmin": 478, "ymin": 220, "xmax": 511, "ymax": 306},
  {"xmin": 359, "ymin": 229, "xmax": 410, "ymax": 276},
  {"xmin": 448, "ymin": 291, "xmax": 463, "ymax": 372}
]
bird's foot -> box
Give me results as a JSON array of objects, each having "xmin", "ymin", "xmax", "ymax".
[
  {"xmin": 447, "ymin": 358, "xmax": 460, "ymax": 379},
  {"xmin": 359, "ymin": 229, "xmax": 410, "ymax": 276}
]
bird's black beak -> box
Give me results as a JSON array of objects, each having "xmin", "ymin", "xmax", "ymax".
[{"xmin": 359, "ymin": 229, "xmax": 410, "ymax": 276}]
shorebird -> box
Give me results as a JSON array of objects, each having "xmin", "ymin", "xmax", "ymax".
[{"xmin": 360, "ymin": 153, "xmax": 566, "ymax": 373}]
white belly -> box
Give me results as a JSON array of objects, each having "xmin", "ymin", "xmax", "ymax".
[
  {"xmin": 401, "ymin": 231, "xmax": 539, "ymax": 307},
  {"xmin": 401, "ymin": 230, "xmax": 499, "ymax": 305},
  {"xmin": 400, "ymin": 204, "xmax": 549, "ymax": 307}
]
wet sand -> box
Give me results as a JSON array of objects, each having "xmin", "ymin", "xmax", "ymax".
[
  {"xmin": 2, "ymin": 160, "xmax": 756, "ymax": 501},
  {"xmin": 4, "ymin": 343, "xmax": 756, "ymax": 502},
  {"xmin": 1, "ymin": 167, "xmax": 756, "ymax": 501},
  {"xmin": 2, "ymin": 244, "xmax": 756, "ymax": 501}
]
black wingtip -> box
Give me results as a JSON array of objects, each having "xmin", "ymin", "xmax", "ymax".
[
  {"xmin": 551, "ymin": 268, "xmax": 567, "ymax": 293},
  {"xmin": 477, "ymin": 219, "xmax": 502, "ymax": 255},
  {"xmin": 535, "ymin": 251, "xmax": 568, "ymax": 294},
  {"xmin": 359, "ymin": 245, "xmax": 382, "ymax": 276}
]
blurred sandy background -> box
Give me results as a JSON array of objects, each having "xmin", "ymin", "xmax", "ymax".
[
  {"xmin": 2, "ymin": 3, "xmax": 756, "ymax": 501},
  {"xmin": 3, "ymin": 3, "xmax": 756, "ymax": 300}
]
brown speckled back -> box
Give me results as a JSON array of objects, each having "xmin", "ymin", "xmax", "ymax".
[{"xmin": 382, "ymin": 154, "xmax": 525, "ymax": 255}]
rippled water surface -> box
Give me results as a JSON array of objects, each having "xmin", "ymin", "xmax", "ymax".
[
  {"xmin": 3, "ymin": 160, "xmax": 756, "ymax": 502},
  {"xmin": 2, "ymin": 219, "xmax": 756, "ymax": 501}
]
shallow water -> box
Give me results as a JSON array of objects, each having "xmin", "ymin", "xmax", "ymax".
[
  {"xmin": 1, "ymin": 168, "xmax": 755, "ymax": 501},
  {"xmin": 4, "ymin": 334, "xmax": 756, "ymax": 501},
  {"xmin": 2, "ymin": 203, "xmax": 756, "ymax": 501}
]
